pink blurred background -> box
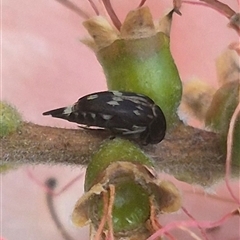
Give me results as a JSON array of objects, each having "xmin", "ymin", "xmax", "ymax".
[{"xmin": 2, "ymin": 0, "xmax": 239, "ymax": 239}]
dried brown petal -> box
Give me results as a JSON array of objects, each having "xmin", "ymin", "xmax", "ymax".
[
  {"xmin": 82, "ymin": 16, "xmax": 119, "ymax": 51},
  {"xmin": 178, "ymin": 79, "xmax": 216, "ymax": 124},
  {"xmin": 120, "ymin": 6, "xmax": 155, "ymax": 39},
  {"xmin": 72, "ymin": 183, "xmax": 105, "ymax": 227},
  {"xmin": 216, "ymin": 49, "xmax": 240, "ymax": 86}
]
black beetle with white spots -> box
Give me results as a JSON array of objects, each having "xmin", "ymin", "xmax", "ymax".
[{"xmin": 43, "ymin": 91, "xmax": 166, "ymax": 145}]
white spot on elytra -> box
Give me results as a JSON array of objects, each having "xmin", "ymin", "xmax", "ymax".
[
  {"xmin": 90, "ymin": 113, "xmax": 96, "ymax": 118},
  {"xmin": 107, "ymin": 101, "xmax": 120, "ymax": 106},
  {"xmin": 101, "ymin": 114, "xmax": 112, "ymax": 120},
  {"xmin": 112, "ymin": 91, "xmax": 123, "ymax": 96},
  {"xmin": 133, "ymin": 110, "xmax": 141, "ymax": 116},
  {"xmin": 136, "ymin": 105, "xmax": 143, "ymax": 110},
  {"xmin": 132, "ymin": 125, "xmax": 146, "ymax": 131},
  {"xmin": 112, "ymin": 96, "xmax": 123, "ymax": 102},
  {"xmin": 63, "ymin": 106, "xmax": 73, "ymax": 115},
  {"xmin": 123, "ymin": 125, "xmax": 146, "ymax": 135},
  {"xmin": 87, "ymin": 94, "xmax": 98, "ymax": 100},
  {"xmin": 147, "ymin": 114, "xmax": 153, "ymax": 119}
]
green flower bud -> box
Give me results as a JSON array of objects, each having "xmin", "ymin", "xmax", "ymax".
[
  {"xmin": 72, "ymin": 139, "xmax": 181, "ymax": 239},
  {"xmin": 97, "ymin": 32, "xmax": 182, "ymax": 129},
  {"xmin": 205, "ymin": 80, "xmax": 240, "ymax": 166},
  {"xmin": 85, "ymin": 138, "xmax": 153, "ymax": 191},
  {"xmin": 83, "ymin": 7, "xmax": 182, "ymax": 129},
  {"xmin": 0, "ymin": 102, "xmax": 22, "ymax": 137}
]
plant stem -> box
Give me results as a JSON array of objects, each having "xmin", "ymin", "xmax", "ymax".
[{"xmin": 2, "ymin": 121, "xmax": 239, "ymax": 186}]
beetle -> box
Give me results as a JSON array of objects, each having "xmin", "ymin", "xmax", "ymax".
[{"xmin": 43, "ymin": 91, "xmax": 166, "ymax": 145}]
